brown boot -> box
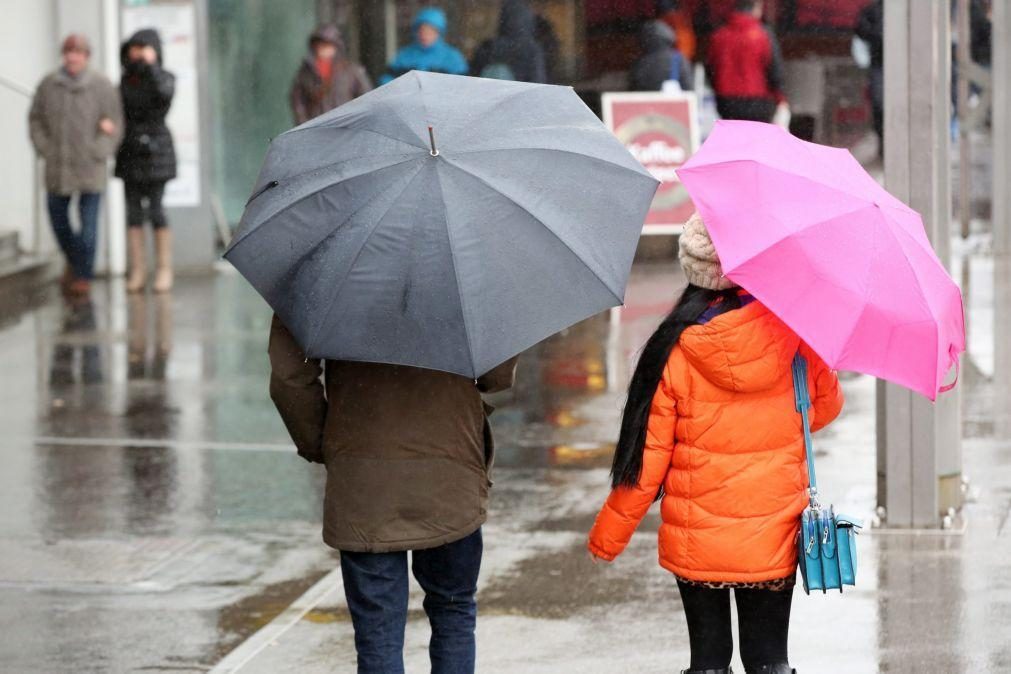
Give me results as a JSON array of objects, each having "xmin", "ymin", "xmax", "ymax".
[
  {"xmin": 126, "ymin": 228, "xmax": 147, "ymax": 293},
  {"xmin": 152, "ymin": 228, "xmax": 174, "ymax": 293}
]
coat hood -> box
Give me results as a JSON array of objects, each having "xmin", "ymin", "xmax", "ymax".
[
  {"xmin": 308, "ymin": 24, "xmax": 346, "ymax": 55},
  {"xmin": 497, "ymin": 0, "xmax": 536, "ymax": 39},
  {"xmin": 640, "ymin": 19, "xmax": 675, "ymax": 54},
  {"xmin": 678, "ymin": 301, "xmax": 800, "ymax": 393},
  {"xmin": 413, "ymin": 7, "xmax": 448, "ymax": 36},
  {"xmin": 120, "ymin": 28, "xmax": 163, "ymax": 66}
]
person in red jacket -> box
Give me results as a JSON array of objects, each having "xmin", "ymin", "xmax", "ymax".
[{"xmin": 706, "ymin": 0, "xmax": 787, "ymax": 123}]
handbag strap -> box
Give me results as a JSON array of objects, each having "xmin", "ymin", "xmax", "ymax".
[{"xmin": 792, "ymin": 353, "xmax": 820, "ymax": 508}]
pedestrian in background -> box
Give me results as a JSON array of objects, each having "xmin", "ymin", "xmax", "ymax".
[
  {"xmin": 706, "ymin": 0, "xmax": 788, "ymax": 123},
  {"xmin": 657, "ymin": 0, "xmax": 697, "ymax": 64},
  {"xmin": 379, "ymin": 7, "xmax": 468, "ymax": 84},
  {"xmin": 533, "ymin": 11, "xmax": 561, "ymax": 83},
  {"xmin": 289, "ymin": 24, "xmax": 372, "ymax": 126},
  {"xmin": 471, "ymin": 0, "xmax": 547, "ymax": 83},
  {"xmin": 29, "ymin": 34, "xmax": 122, "ymax": 297},
  {"xmin": 268, "ymin": 315, "xmax": 517, "ymax": 673},
  {"xmin": 630, "ymin": 19, "xmax": 693, "ymax": 92},
  {"xmin": 116, "ymin": 29, "xmax": 177, "ymax": 294},
  {"xmin": 588, "ymin": 213, "xmax": 843, "ymax": 674},
  {"xmin": 854, "ymin": 0, "xmax": 883, "ymax": 159}
]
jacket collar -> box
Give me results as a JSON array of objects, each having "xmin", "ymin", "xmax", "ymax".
[{"xmin": 56, "ymin": 67, "xmax": 94, "ymax": 88}]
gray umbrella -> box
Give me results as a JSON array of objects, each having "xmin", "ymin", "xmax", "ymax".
[{"xmin": 224, "ymin": 71, "xmax": 658, "ymax": 378}]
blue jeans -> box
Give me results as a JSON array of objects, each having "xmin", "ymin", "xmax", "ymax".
[
  {"xmin": 340, "ymin": 528, "xmax": 483, "ymax": 674},
  {"xmin": 47, "ymin": 192, "xmax": 101, "ymax": 280}
]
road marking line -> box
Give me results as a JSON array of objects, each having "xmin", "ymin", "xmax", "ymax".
[
  {"xmin": 28, "ymin": 436, "xmax": 294, "ymax": 452},
  {"xmin": 209, "ymin": 566, "xmax": 344, "ymax": 674}
]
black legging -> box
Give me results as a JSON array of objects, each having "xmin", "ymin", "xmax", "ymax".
[
  {"xmin": 125, "ymin": 180, "xmax": 168, "ymax": 229},
  {"xmin": 677, "ymin": 579, "xmax": 793, "ymax": 671}
]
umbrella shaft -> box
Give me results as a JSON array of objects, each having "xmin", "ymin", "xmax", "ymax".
[{"xmin": 428, "ymin": 126, "xmax": 439, "ymax": 157}]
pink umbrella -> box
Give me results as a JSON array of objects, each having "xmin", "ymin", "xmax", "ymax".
[{"xmin": 676, "ymin": 120, "xmax": 964, "ymax": 400}]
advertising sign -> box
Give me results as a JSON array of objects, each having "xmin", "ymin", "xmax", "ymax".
[{"xmin": 602, "ymin": 92, "xmax": 700, "ymax": 233}]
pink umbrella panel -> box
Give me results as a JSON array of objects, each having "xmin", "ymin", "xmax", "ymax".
[{"xmin": 676, "ymin": 120, "xmax": 965, "ymax": 401}]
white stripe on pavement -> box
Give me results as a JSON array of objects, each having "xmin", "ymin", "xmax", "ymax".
[
  {"xmin": 29, "ymin": 436, "xmax": 294, "ymax": 452},
  {"xmin": 209, "ymin": 566, "xmax": 344, "ymax": 674}
]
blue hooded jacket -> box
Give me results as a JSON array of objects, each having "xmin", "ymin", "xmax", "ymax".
[{"xmin": 379, "ymin": 7, "xmax": 468, "ymax": 84}]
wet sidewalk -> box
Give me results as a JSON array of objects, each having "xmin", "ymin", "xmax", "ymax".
[{"xmin": 0, "ymin": 257, "xmax": 1008, "ymax": 673}]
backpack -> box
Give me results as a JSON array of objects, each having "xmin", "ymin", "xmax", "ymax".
[{"xmin": 480, "ymin": 62, "xmax": 516, "ymax": 81}]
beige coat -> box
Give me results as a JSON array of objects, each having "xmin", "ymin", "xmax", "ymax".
[
  {"xmin": 29, "ymin": 68, "xmax": 123, "ymax": 194},
  {"xmin": 268, "ymin": 315, "xmax": 518, "ymax": 553}
]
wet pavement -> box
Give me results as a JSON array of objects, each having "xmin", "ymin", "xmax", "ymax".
[{"xmin": 0, "ymin": 253, "xmax": 1009, "ymax": 673}]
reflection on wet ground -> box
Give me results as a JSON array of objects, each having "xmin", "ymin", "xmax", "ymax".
[{"xmin": 0, "ymin": 256, "xmax": 1008, "ymax": 672}]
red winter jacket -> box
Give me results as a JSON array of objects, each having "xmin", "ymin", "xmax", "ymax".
[{"xmin": 706, "ymin": 12, "xmax": 785, "ymax": 103}]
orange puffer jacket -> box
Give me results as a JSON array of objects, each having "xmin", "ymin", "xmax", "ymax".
[{"xmin": 588, "ymin": 300, "xmax": 843, "ymax": 583}]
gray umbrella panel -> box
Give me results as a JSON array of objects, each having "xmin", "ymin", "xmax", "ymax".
[{"xmin": 225, "ymin": 71, "xmax": 658, "ymax": 378}]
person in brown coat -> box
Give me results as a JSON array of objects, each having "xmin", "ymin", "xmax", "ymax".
[
  {"xmin": 268, "ymin": 314, "xmax": 516, "ymax": 673},
  {"xmin": 289, "ymin": 25, "xmax": 372, "ymax": 126},
  {"xmin": 29, "ymin": 34, "xmax": 122, "ymax": 295}
]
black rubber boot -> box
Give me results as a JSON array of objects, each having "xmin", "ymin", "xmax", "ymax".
[
  {"xmin": 681, "ymin": 669, "xmax": 734, "ymax": 674},
  {"xmin": 745, "ymin": 664, "xmax": 796, "ymax": 674}
]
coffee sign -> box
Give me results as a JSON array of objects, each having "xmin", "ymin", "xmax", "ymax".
[{"xmin": 602, "ymin": 93, "xmax": 700, "ymax": 233}]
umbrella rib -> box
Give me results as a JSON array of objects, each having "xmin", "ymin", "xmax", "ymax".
[
  {"xmin": 685, "ymin": 158, "xmax": 893, "ymax": 212},
  {"xmin": 226, "ymin": 156, "xmax": 423, "ymax": 255},
  {"xmin": 447, "ymin": 146, "xmax": 652, "ymax": 182},
  {"xmin": 723, "ymin": 202, "xmax": 880, "ymax": 274},
  {"xmin": 299, "ymin": 162, "xmax": 426, "ymax": 357},
  {"xmin": 448, "ymin": 83, "xmax": 556, "ymax": 147},
  {"xmin": 440, "ymin": 158, "xmax": 624, "ymax": 304},
  {"xmin": 303, "ymin": 162, "xmax": 430, "ymax": 358},
  {"xmin": 282, "ymin": 118, "xmax": 427, "ymax": 151},
  {"xmin": 432, "ymin": 165, "xmax": 477, "ymax": 378}
]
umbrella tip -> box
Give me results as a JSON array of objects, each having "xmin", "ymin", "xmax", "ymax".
[{"xmin": 428, "ymin": 125, "xmax": 439, "ymax": 157}]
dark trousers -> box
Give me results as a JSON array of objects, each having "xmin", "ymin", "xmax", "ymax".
[
  {"xmin": 716, "ymin": 97, "xmax": 778, "ymax": 123},
  {"xmin": 124, "ymin": 180, "xmax": 168, "ymax": 229},
  {"xmin": 340, "ymin": 528, "xmax": 483, "ymax": 674},
  {"xmin": 47, "ymin": 192, "xmax": 101, "ymax": 280},
  {"xmin": 868, "ymin": 67, "xmax": 884, "ymax": 156},
  {"xmin": 677, "ymin": 579, "xmax": 794, "ymax": 671}
]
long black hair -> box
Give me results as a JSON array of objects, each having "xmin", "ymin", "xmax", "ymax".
[{"xmin": 610, "ymin": 284, "xmax": 743, "ymax": 491}]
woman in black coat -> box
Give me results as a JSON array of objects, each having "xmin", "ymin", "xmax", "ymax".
[
  {"xmin": 116, "ymin": 28, "xmax": 177, "ymax": 293},
  {"xmin": 470, "ymin": 0, "xmax": 547, "ymax": 83}
]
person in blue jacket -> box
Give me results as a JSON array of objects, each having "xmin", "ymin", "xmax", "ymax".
[{"xmin": 379, "ymin": 7, "xmax": 468, "ymax": 84}]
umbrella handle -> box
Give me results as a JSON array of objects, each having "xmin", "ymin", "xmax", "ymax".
[{"xmin": 938, "ymin": 346, "xmax": 960, "ymax": 394}]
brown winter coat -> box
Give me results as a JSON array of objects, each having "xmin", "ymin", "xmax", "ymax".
[
  {"xmin": 289, "ymin": 26, "xmax": 372, "ymax": 125},
  {"xmin": 268, "ymin": 315, "xmax": 517, "ymax": 552},
  {"xmin": 29, "ymin": 68, "xmax": 123, "ymax": 194}
]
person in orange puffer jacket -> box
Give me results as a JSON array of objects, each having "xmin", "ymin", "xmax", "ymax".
[{"xmin": 588, "ymin": 212, "xmax": 843, "ymax": 674}]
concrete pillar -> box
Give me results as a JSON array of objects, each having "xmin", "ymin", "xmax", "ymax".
[
  {"xmin": 878, "ymin": 0, "xmax": 961, "ymax": 528},
  {"xmin": 994, "ymin": 0, "xmax": 1011, "ymax": 439},
  {"xmin": 995, "ymin": 0, "xmax": 1011, "ymax": 257}
]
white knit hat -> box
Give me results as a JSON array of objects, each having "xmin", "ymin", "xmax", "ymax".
[{"xmin": 678, "ymin": 212, "xmax": 736, "ymax": 290}]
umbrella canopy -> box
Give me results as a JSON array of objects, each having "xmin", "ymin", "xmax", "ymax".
[
  {"xmin": 677, "ymin": 120, "xmax": 964, "ymax": 400},
  {"xmin": 225, "ymin": 71, "xmax": 658, "ymax": 378}
]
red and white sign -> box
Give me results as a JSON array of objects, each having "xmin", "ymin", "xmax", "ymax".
[{"xmin": 602, "ymin": 92, "xmax": 700, "ymax": 234}]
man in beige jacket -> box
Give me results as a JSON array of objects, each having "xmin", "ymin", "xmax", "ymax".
[{"xmin": 29, "ymin": 34, "xmax": 122, "ymax": 295}]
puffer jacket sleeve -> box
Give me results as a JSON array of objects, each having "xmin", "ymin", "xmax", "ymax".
[
  {"xmin": 587, "ymin": 365, "xmax": 677, "ymax": 561},
  {"xmin": 268, "ymin": 314, "xmax": 327, "ymax": 464},
  {"xmin": 800, "ymin": 343, "xmax": 844, "ymax": 433}
]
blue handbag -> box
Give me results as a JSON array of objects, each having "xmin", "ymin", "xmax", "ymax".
[{"xmin": 792, "ymin": 354, "xmax": 863, "ymax": 594}]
